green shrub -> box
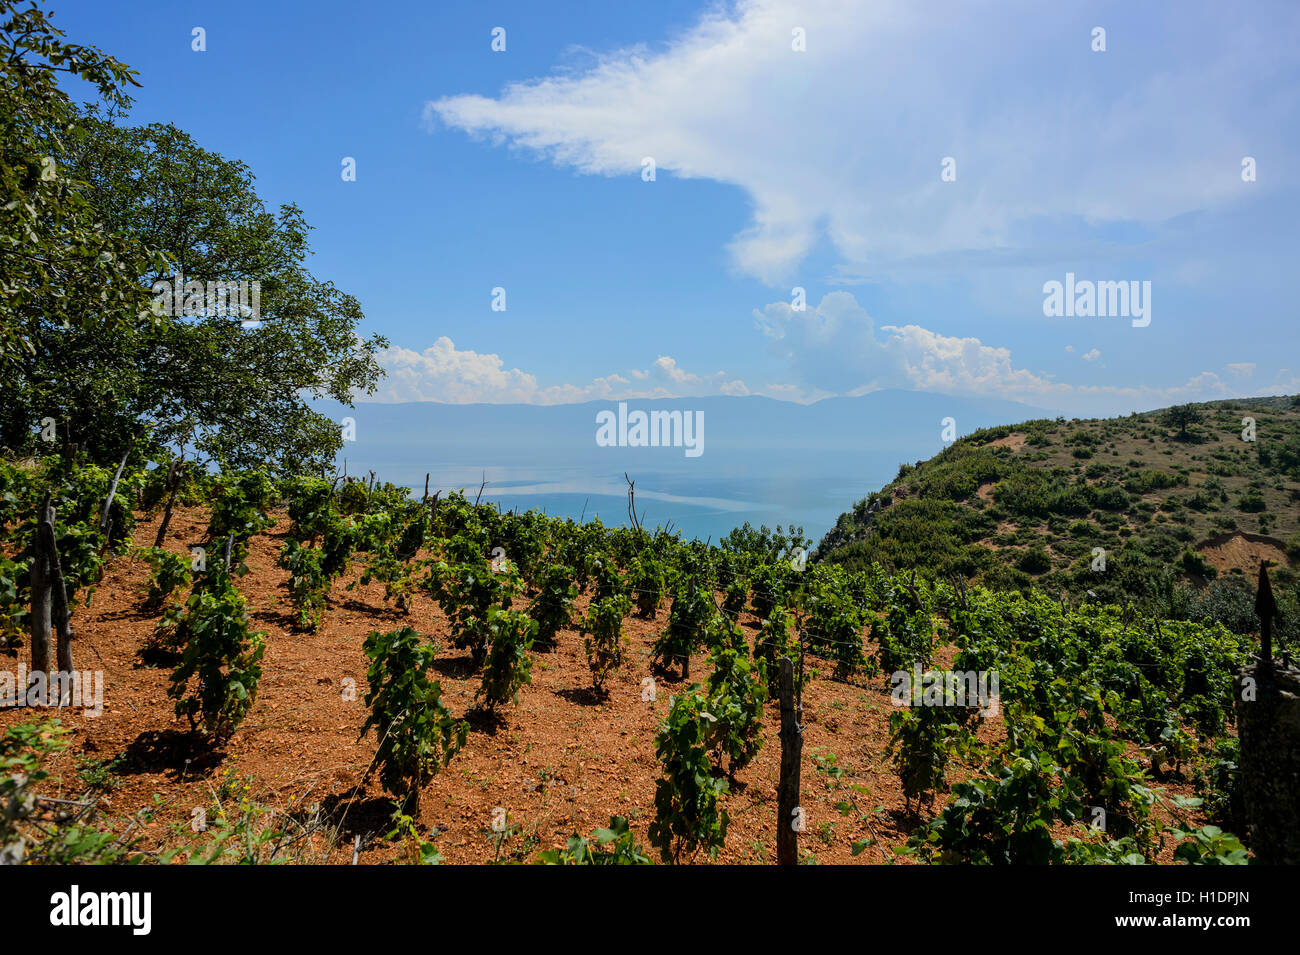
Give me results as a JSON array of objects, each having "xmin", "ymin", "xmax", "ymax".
[
  {"xmin": 140, "ymin": 546, "xmax": 191, "ymax": 613},
  {"xmin": 629, "ymin": 555, "xmax": 666, "ymax": 618},
  {"xmin": 1236, "ymin": 490, "xmax": 1266, "ymax": 513},
  {"xmin": 583, "ymin": 594, "xmax": 631, "ymax": 695},
  {"xmin": 1016, "ymin": 547, "xmax": 1052, "ymax": 575},
  {"xmin": 167, "ymin": 564, "xmax": 266, "ymax": 739},
  {"xmin": 361, "ymin": 626, "xmax": 467, "ymax": 809},
  {"xmin": 534, "ymin": 816, "xmax": 652, "ymax": 865},
  {"xmin": 653, "ymin": 579, "xmax": 717, "ymax": 679},
  {"xmin": 477, "ymin": 607, "xmax": 538, "ymax": 711},
  {"xmin": 528, "ymin": 563, "xmax": 578, "ymax": 646},
  {"xmin": 648, "ymin": 690, "xmax": 729, "ymax": 863},
  {"xmin": 278, "ymin": 539, "xmax": 328, "ymax": 630},
  {"xmin": 703, "ymin": 619, "xmax": 767, "ymax": 776}
]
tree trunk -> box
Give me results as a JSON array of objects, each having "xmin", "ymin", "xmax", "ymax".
[
  {"xmin": 99, "ymin": 445, "xmax": 132, "ymax": 542},
  {"xmin": 154, "ymin": 458, "xmax": 183, "ymax": 548}
]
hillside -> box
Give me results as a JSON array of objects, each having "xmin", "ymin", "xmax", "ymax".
[
  {"xmin": 0, "ymin": 502, "xmax": 1229, "ymax": 865},
  {"xmin": 817, "ymin": 395, "xmax": 1300, "ymax": 616}
]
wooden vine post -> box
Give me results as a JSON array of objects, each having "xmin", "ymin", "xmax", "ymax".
[
  {"xmin": 29, "ymin": 507, "xmax": 53, "ymax": 680},
  {"xmin": 777, "ymin": 655, "xmax": 803, "ymax": 865},
  {"xmin": 1232, "ymin": 561, "xmax": 1300, "ymax": 864},
  {"xmin": 39, "ymin": 502, "xmax": 75, "ymax": 677},
  {"xmin": 28, "ymin": 500, "xmax": 75, "ymax": 704}
]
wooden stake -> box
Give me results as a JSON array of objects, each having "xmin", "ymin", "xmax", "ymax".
[
  {"xmin": 1256, "ymin": 560, "xmax": 1278, "ymax": 671},
  {"xmin": 777, "ymin": 655, "xmax": 803, "ymax": 866},
  {"xmin": 99, "ymin": 445, "xmax": 132, "ymax": 541},
  {"xmin": 38, "ymin": 503, "xmax": 75, "ymax": 680},
  {"xmin": 29, "ymin": 503, "xmax": 53, "ymax": 684}
]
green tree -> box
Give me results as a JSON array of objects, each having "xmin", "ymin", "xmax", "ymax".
[
  {"xmin": 0, "ymin": 0, "xmax": 168, "ymax": 445},
  {"xmin": 1162, "ymin": 404, "xmax": 1205, "ymax": 440},
  {"xmin": 2, "ymin": 113, "xmax": 386, "ymax": 472}
]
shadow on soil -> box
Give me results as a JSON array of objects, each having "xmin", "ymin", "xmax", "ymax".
[{"xmin": 118, "ymin": 729, "xmax": 227, "ymax": 779}]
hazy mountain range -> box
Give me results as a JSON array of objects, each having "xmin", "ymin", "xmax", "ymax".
[{"xmin": 320, "ymin": 390, "xmax": 1056, "ymax": 542}]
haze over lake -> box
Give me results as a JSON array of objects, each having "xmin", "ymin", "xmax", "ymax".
[{"xmin": 323, "ymin": 390, "xmax": 1053, "ymax": 544}]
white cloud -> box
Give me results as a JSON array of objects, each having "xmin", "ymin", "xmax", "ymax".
[
  {"xmin": 427, "ymin": 0, "xmax": 1290, "ymax": 283},
  {"xmin": 752, "ymin": 291, "xmax": 1280, "ymax": 414},
  {"xmin": 373, "ymin": 337, "xmax": 747, "ymax": 403},
  {"xmin": 374, "ymin": 311, "xmax": 1289, "ymax": 414}
]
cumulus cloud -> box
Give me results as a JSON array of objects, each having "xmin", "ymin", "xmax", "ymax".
[
  {"xmin": 375, "ymin": 297, "xmax": 1291, "ymax": 414},
  {"xmin": 754, "ymin": 291, "xmax": 1073, "ymax": 401},
  {"xmin": 751, "ymin": 291, "xmax": 1281, "ymax": 414},
  {"xmin": 427, "ymin": 0, "xmax": 1291, "ymax": 283},
  {"xmin": 373, "ymin": 337, "xmax": 747, "ymax": 404}
]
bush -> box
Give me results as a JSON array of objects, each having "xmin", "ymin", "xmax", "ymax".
[
  {"xmin": 477, "ymin": 608, "xmax": 538, "ymax": 712},
  {"xmin": 803, "ymin": 578, "xmax": 869, "ymax": 678},
  {"xmin": 528, "ymin": 563, "xmax": 578, "ymax": 647},
  {"xmin": 361, "ymin": 626, "xmax": 467, "ymax": 809},
  {"xmin": 873, "ymin": 584, "xmax": 934, "ymax": 673},
  {"xmin": 755, "ymin": 607, "xmax": 800, "ymax": 695},
  {"xmin": 278, "ymin": 540, "xmax": 327, "ymax": 630},
  {"xmin": 749, "ymin": 562, "xmax": 791, "ymax": 620},
  {"xmin": 1236, "ymin": 490, "xmax": 1267, "ymax": 513},
  {"xmin": 1016, "ymin": 547, "xmax": 1052, "ymax": 575},
  {"xmin": 722, "ymin": 576, "xmax": 748, "ymax": 616},
  {"xmin": 1180, "ymin": 549, "xmax": 1217, "ymax": 579},
  {"xmin": 629, "ymin": 555, "xmax": 666, "ymax": 618},
  {"xmin": 648, "ymin": 690, "xmax": 729, "ymax": 863},
  {"xmin": 703, "ymin": 619, "xmax": 767, "ymax": 776},
  {"xmin": 887, "ymin": 701, "xmax": 966, "ymax": 810},
  {"xmin": 205, "ymin": 470, "xmax": 278, "ymax": 566},
  {"xmin": 167, "ymin": 564, "xmax": 266, "ymax": 740},
  {"xmin": 583, "ymin": 594, "xmax": 631, "ymax": 695},
  {"xmin": 653, "ymin": 579, "xmax": 717, "ymax": 679},
  {"xmin": 140, "ymin": 546, "xmax": 191, "ymax": 613},
  {"xmin": 534, "ymin": 816, "xmax": 652, "ymax": 865}
]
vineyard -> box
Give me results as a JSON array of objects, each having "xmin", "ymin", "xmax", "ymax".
[{"xmin": 0, "ymin": 452, "xmax": 1260, "ymax": 864}]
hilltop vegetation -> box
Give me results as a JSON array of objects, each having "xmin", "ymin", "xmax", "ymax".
[{"xmin": 817, "ymin": 396, "xmax": 1300, "ymax": 643}]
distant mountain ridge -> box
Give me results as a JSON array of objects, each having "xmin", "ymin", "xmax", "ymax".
[
  {"xmin": 325, "ymin": 389, "xmax": 1056, "ymax": 462},
  {"xmin": 316, "ymin": 389, "xmax": 1056, "ymax": 543}
]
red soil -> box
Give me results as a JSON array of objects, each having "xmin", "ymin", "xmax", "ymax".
[{"xmin": 0, "ymin": 506, "xmax": 1209, "ymax": 864}]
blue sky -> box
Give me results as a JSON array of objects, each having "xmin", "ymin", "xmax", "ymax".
[{"xmin": 56, "ymin": 0, "xmax": 1300, "ymax": 416}]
